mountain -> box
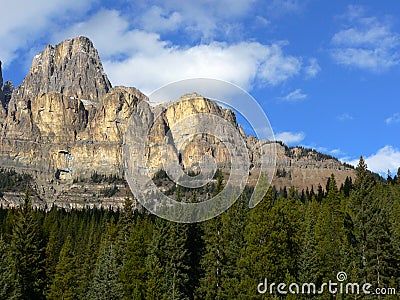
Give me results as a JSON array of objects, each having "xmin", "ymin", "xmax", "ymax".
[{"xmin": 0, "ymin": 36, "xmax": 355, "ymax": 209}]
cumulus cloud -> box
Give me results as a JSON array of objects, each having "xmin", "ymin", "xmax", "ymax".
[
  {"xmin": 279, "ymin": 89, "xmax": 307, "ymax": 101},
  {"xmin": 54, "ymin": 9, "xmax": 303, "ymax": 94},
  {"xmin": 134, "ymin": 0, "xmax": 257, "ymax": 40},
  {"xmin": 331, "ymin": 5, "xmax": 400, "ymax": 72},
  {"xmin": 347, "ymin": 145, "xmax": 400, "ymax": 175},
  {"xmin": 385, "ymin": 113, "xmax": 400, "ymax": 124},
  {"xmin": 275, "ymin": 131, "xmax": 305, "ymax": 144},
  {"xmin": 139, "ymin": 6, "xmax": 183, "ymax": 33},
  {"xmin": 0, "ymin": 0, "xmax": 93, "ymax": 66}
]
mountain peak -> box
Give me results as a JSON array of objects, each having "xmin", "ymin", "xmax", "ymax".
[
  {"xmin": 15, "ymin": 36, "xmax": 111, "ymax": 103},
  {"xmin": 0, "ymin": 61, "xmax": 5, "ymax": 118}
]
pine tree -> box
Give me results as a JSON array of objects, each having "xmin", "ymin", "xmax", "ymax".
[
  {"xmin": 298, "ymin": 196, "xmax": 319, "ymax": 286},
  {"xmin": 164, "ymin": 222, "xmax": 190, "ymax": 300},
  {"xmin": 363, "ymin": 183, "xmax": 398, "ymax": 289},
  {"xmin": 196, "ymin": 172, "xmax": 224, "ymax": 299},
  {"xmin": 146, "ymin": 216, "xmax": 191, "ymax": 300},
  {"xmin": 145, "ymin": 253, "xmax": 165, "ymax": 300},
  {"xmin": 219, "ymin": 193, "xmax": 247, "ymax": 299},
  {"xmin": 10, "ymin": 189, "xmax": 45, "ymax": 300},
  {"xmin": 239, "ymin": 188, "xmax": 303, "ymax": 298},
  {"xmin": 0, "ymin": 236, "xmax": 16, "ymax": 299},
  {"xmin": 116, "ymin": 197, "xmax": 135, "ymax": 263},
  {"xmin": 45, "ymin": 217, "xmax": 63, "ymax": 286},
  {"xmin": 87, "ymin": 237, "xmax": 124, "ymax": 300},
  {"xmin": 47, "ymin": 235, "xmax": 77, "ymax": 300},
  {"xmin": 314, "ymin": 174, "xmax": 345, "ymax": 283},
  {"xmin": 75, "ymin": 211, "xmax": 103, "ymax": 299},
  {"xmin": 121, "ymin": 217, "xmax": 152, "ymax": 299},
  {"xmin": 348, "ymin": 156, "xmax": 375, "ymax": 282}
]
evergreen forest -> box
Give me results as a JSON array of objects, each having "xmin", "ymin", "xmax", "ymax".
[{"xmin": 0, "ymin": 157, "xmax": 399, "ymax": 299}]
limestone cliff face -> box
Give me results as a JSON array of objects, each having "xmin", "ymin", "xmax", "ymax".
[
  {"xmin": 0, "ymin": 37, "xmax": 147, "ymax": 184},
  {"xmin": 145, "ymin": 93, "xmax": 241, "ymax": 174},
  {"xmin": 15, "ymin": 36, "xmax": 111, "ymax": 102},
  {"xmin": 0, "ymin": 62, "xmax": 6, "ymax": 126},
  {"xmin": 0, "ymin": 36, "xmax": 355, "ymax": 207},
  {"xmin": 0, "ymin": 61, "xmax": 4, "ymax": 104}
]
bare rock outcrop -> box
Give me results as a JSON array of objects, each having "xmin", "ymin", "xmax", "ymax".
[{"xmin": 0, "ymin": 36, "xmax": 355, "ymax": 207}]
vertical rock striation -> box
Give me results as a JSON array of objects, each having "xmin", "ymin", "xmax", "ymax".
[{"xmin": 0, "ymin": 36, "xmax": 355, "ymax": 207}]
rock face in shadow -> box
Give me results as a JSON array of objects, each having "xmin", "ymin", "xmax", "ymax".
[
  {"xmin": 0, "ymin": 36, "xmax": 355, "ymax": 208},
  {"xmin": 0, "ymin": 61, "xmax": 6, "ymax": 126}
]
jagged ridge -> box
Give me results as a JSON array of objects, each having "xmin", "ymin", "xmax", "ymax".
[{"xmin": 0, "ymin": 36, "xmax": 355, "ymax": 209}]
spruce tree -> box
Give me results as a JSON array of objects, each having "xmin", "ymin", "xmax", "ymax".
[
  {"xmin": 219, "ymin": 193, "xmax": 247, "ymax": 299},
  {"xmin": 314, "ymin": 174, "xmax": 345, "ymax": 283},
  {"xmin": 47, "ymin": 235, "xmax": 77, "ymax": 300},
  {"xmin": 239, "ymin": 188, "xmax": 303, "ymax": 298},
  {"xmin": 348, "ymin": 157, "xmax": 375, "ymax": 282},
  {"xmin": 298, "ymin": 196, "xmax": 319, "ymax": 286},
  {"xmin": 87, "ymin": 237, "xmax": 124, "ymax": 300},
  {"xmin": 10, "ymin": 189, "xmax": 45, "ymax": 300},
  {"xmin": 146, "ymin": 216, "xmax": 191, "ymax": 300},
  {"xmin": 196, "ymin": 172, "xmax": 224, "ymax": 299},
  {"xmin": 0, "ymin": 236, "xmax": 16, "ymax": 299},
  {"xmin": 121, "ymin": 217, "xmax": 152, "ymax": 299},
  {"xmin": 363, "ymin": 184, "xmax": 398, "ymax": 288}
]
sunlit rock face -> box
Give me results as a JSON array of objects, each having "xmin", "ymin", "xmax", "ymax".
[{"xmin": 0, "ymin": 36, "xmax": 355, "ymax": 208}]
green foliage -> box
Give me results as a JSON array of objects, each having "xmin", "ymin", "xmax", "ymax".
[
  {"xmin": 121, "ymin": 217, "xmax": 152, "ymax": 299},
  {"xmin": 0, "ymin": 236, "xmax": 15, "ymax": 299},
  {"xmin": 87, "ymin": 237, "xmax": 124, "ymax": 300},
  {"xmin": 101, "ymin": 184, "xmax": 119, "ymax": 197},
  {"xmin": 10, "ymin": 189, "xmax": 46, "ymax": 300},
  {"xmin": 47, "ymin": 236, "xmax": 77, "ymax": 300},
  {"xmin": 0, "ymin": 160, "xmax": 399, "ymax": 299},
  {"xmin": 0, "ymin": 168, "xmax": 32, "ymax": 192},
  {"xmin": 89, "ymin": 171, "xmax": 125, "ymax": 184}
]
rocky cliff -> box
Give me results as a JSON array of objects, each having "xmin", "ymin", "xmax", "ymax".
[
  {"xmin": 0, "ymin": 36, "xmax": 355, "ymax": 208},
  {"xmin": 0, "ymin": 61, "xmax": 6, "ymax": 126}
]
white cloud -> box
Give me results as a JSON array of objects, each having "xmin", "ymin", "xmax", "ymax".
[
  {"xmin": 275, "ymin": 131, "xmax": 305, "ymax": 144},
  {"xmin": 385, "ymin": 113, "xmax": 400, "ymax": 124},
  {"xmin": 267, "ymin": 0, "xmax": 304, "ymax": 17},
  {"xmin": 54, "ymin": 9, "xmax": 303, "ymax": 94},
  {"xmin": 135, "ymin": 0, "xmax": 257, "ymax": 40},
  {"xmin": 0, "ymin": 0, "xmax": 93, "ymax": 67},
  {"xmin": 279, "ymin": 89, "xmax": 307, "ymax": 101},
  {"xmin": 347, "ymin": 145, "xmax": 400, "ymax": 175},
  {"xmin": 329, "ymin": 148, "xmax": 342, "ymax": 156},
  {"xmin": 139, "ymin": 6, "xmax": 183, "ymax": 33},
  {"xmin": 304, "ymin": 58, "xmax": 321, "ymax": 78},
  {"xmin": 52, "ymin": 10, "xmax": 168, "ymax": 58},
  {"xmin": 255, "ymin": 16, "xmax": 271, "ymax": 27},
  {"xmin": 331, "ymin": 5, "xmax": 400, "ymax": 72},
  {"xmin": 337, "ymin": 113, "xmax": 354, "ymax": 121}
]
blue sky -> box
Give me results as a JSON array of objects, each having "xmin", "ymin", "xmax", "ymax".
[{"xmin": 1, "ymin": 0, "xmax": 400, "ymax": 175}]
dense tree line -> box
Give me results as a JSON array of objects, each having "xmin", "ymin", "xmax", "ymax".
[{"xmin": 0, "ymin": 158, "xmax": 399, "ymax": 299}]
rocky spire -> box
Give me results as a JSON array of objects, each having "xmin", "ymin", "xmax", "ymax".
[
  {"xmin": 0, "ymin": 61, "xmax": 3, "ymax": 87},
  {"xmin": 0, "ymin": 61, "xmax": 5, "ymax": 109},
  {"xmin": 0, "ymin": 61, "xmax": 6, "ymax": 123},
  {"xmin": 12, "ymin": 36, "xmax": 112, "ymax": 103},
  {"xmin": 2, "ymin": 80, "xmax": 13, "ymax": 109},
  {"xmin": 0, "ymin": 62, "xmax": 13, "ymax": 110}
]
